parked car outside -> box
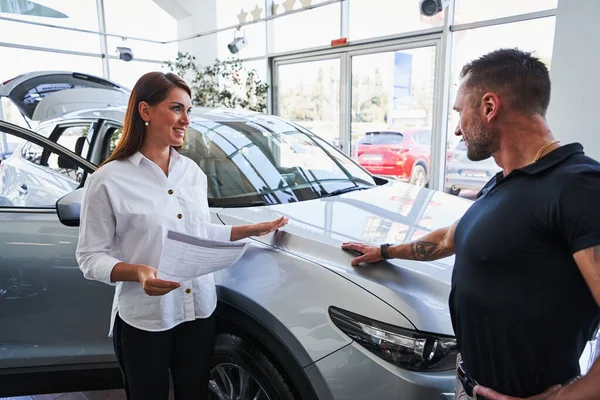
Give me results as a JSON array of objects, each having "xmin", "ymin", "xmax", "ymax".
[
  {"xmin": 352, "ymin": 130, "xmax": 431, "ymax": 187},
  {"xmin": 0, "ymin": 72, "xmax": 596, "ymax": 400},
  {"xmin": 445, "ymin": 139, "xmax": 501, "ymax": 196}
]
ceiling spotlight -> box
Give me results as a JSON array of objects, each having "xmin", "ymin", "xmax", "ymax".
[
  {"xmin": 228, "ymin": 29, "xmax": 248, "ymax": 54},
  {"xmin": 117, "ymin": 46, "xmax": 134, "ymax": 62},
  {"xmin": 419, "ymin": 0, "xmax": 450, "ymax": 17}
]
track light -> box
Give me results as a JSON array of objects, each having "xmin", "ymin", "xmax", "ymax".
[
  {"xmin": 228, "ymin": 28, "xmax": 248, "ymax": 54},
  {"xmin": 117, "ymin": 46, "xmax": 134, "ymax": 62},
  {"xmin": 419, "ymin": 0, "xmax": 450, "ymax": 17}
]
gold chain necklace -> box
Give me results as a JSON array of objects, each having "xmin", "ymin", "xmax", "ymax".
[{"xmin": 533, "ymin": 140, "xmax": 560, "ymax": 162}]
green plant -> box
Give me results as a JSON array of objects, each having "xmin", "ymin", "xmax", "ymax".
[{"xmin": 164, "ymin": 52, "xmax": 268, "ymax": 113}]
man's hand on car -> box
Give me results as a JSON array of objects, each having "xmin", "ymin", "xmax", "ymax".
[{"xmin": 341, "ymin": 242, "xmax": 384, "ymax": 266}]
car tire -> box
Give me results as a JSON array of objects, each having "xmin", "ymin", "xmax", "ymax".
[
  {"xmin": 209, "ymin": 333, "xmax": 296, "ymax": 400},
  {"xmin": 409, "ymin": 164, "xmax": 428, "ymax": 187}
]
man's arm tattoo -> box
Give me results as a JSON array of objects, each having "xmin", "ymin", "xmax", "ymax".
[{"xmin": 410, "ymin": 241, "xmax": 438, "ymax": 261}]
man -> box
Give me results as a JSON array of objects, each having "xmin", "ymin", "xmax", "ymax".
[{"xmin": 342, "ymin": 48, "xmax": 600, "ymax": 400}]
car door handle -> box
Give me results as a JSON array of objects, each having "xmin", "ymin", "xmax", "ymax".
[{"xmin": 18, "ymin": 184, "xmax": 28, "ymax": 195}]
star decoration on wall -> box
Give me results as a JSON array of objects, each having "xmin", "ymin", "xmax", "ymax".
[
  {"xmin": 282, "ymin": 0, "xmax": 296, "ymax": 12},
  {"xmin": 251, "ymin": 4, "xmax": 263, "ymax": 21},
  {"xmin": 299, "ymin": 0, "xmax": 312, "ymax": 7},
  {"xmin": 237, "ymin": 8, "xmax": 248, "ymax": 24},
  {"xmin": 271, "ymin": 2, "xmax": 281, "ymax": 15}
]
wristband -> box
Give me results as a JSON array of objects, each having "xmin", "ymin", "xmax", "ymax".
[{"xmin": 380, "ymin": 243, "xmax": 392, "ymax": 259}]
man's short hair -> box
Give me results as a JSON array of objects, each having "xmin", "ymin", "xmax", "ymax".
[{"xmin": 460, "ymin": 48, "xmax": 551, "ymax": 116}]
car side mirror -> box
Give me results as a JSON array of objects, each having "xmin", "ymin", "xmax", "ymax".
[{"xmin": 56, "ymin": 189, "xmax": 84, "ymax": 227}]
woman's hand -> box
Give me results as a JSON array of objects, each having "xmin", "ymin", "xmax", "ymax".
[
  {"xmin": 251, "ymin": 216, "xmax": 289, "ymax": 236},
  {"xmin": 136, "ymin": 265, "xmax": 180, "ymax": 296},
  {"xmin": 230, "ymin": 216, "xmax": 289, "ymax": 241}
]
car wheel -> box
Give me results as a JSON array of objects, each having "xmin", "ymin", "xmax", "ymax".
[
  {"xmin": 410, "ymin": 164, "xmax": 428, "ymax": 187},
  {"xmin": 209, "ymin": 333, "xmax": 296, "ymax": 400}
]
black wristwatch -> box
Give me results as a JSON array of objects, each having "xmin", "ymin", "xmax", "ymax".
[{"xmin": 380, "ymin": 243, "xmax": 392, "ymax": 259}]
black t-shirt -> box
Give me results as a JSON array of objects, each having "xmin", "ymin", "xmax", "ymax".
[{"xmin": 450, "ymin": 143, "xmax": 600, "ymax": 397}]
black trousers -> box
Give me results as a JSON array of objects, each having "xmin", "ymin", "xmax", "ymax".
[{"xmin": 113, "ymin": 313, "xmax": 216, "ymax": 400}]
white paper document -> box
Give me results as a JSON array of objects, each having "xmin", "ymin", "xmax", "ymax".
[{"xmin": 157, "ymin": 230, "xmax": 249, "ymax": 283}]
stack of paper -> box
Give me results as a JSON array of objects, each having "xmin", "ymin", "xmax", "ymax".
[{"xmin": 157, "ymin": 230, "xmax": 249, "ymax": 283}]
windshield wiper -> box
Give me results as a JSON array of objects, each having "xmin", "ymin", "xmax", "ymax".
[
  {"xmin": 321, "ymin": 186, "xmax": 371, "ymax": 198},
  {"xmin": 209, "ymin": 200, "xmax": 268, "ymax": 208}
]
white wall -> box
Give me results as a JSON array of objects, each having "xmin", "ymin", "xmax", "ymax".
[
  {"xmin": 154, "ymin": 0, "xmax": 219, "ymax": 67},
  {"xmin": 547, "ymin": 0, "xmax": 600, "ymax": 161}
]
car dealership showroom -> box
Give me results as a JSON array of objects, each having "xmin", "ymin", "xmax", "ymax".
[{"xmin": 1, "ymin": 0, "xmax": 600, "ymax": 399}]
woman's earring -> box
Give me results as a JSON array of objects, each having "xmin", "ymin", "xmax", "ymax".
[{"xmin": 145, "ymin": 121, "xmax": 150, "ymax": 127}]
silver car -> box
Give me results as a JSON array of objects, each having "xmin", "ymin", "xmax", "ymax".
[
  {"xmin": 445, "ymin": 139, "xmax": 501, "ymax": 196},
  {"xmin": 1, "ymin": 72, "xmax": 595, "ymax": 400}
]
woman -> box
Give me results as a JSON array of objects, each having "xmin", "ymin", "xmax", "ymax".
[{"xmin": 76, "ymin": 71, "xmax": 287, "ymax": 400}]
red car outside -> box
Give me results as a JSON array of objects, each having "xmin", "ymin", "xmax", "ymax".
[{"xmin": 352, "ymin": 130, "xmax": 431, "ymax": 186}]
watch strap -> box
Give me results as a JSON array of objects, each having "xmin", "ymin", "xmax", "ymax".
[{"xmin": 380, "ymin": 243, "xmax": 392, "ymax": 259}]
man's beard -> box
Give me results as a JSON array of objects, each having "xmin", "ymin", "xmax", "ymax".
[{"xmin": 465, "ymin": 119, "xmax": 498, "ymax": 162}]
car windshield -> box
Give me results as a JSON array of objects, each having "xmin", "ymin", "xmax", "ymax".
[
  {"xmin": 358, "ymin": 132, "xmax": 404, "ymax": 145},
  {"xmin": 180, "ymin": 116, "xmax": 376, "ymax": 207}
]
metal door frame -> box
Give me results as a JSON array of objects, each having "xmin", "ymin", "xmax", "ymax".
[{"xmin": 271, "ymin": 31, "xmax": 450, "ymax": 190}]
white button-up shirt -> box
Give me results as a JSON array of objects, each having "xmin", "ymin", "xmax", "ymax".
[{"xmin": 76, "ymin": 149, "xmax": 231, "ymax": 334}]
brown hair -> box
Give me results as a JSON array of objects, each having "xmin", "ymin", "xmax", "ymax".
[
  {"xmin": 101, "ymin": 72, "xmax": 191, "ymax": 167},
  {"xmin": 460, "ymin": 48, "xmax": 551, "ymax": 117}
]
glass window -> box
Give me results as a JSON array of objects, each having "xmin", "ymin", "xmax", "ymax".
[
  {"xmin": 454, "ymin": 0, "xmax": 558, "ymax": 25},
  {"xmin": 0, "ymin": 133, "xmax": 24, "ymax": 162},
  {"xmin": 0, "ymin": 19, "xmax": 101, "ymax": 53},
  {"xmin": 358, "ymin": 132, "xmax": 405, "ymax": 145},
  {"xmin": 56, "ymin": 125, "xmax": 93, "ymax": 158},
  {"xmin": 0, "ymin": 98, "xmax": 29, "ymax": 128},
  {"xmin": 350, "ymin": 47, "xmax": 436, "ymax": 188},
  {"xmin": 107, "ymin": 37, "xmax": 178, "ymax": 63},
  {"xmin": 108, "ymin": 60, "xmax": 168, "ymax": 89},
  {"xmin": 0, "ymin": 0, "xmax": 98, "ymax": 29},
  {"xmin": 0, "ymin": 46, "xmax": 103, "ymax": 86},
  {"xmin": 445, "ymin": 17, "xmax": 556, "ymax": 198},
  {"xmin": 349, "ymin": 0, "xmax": 444, "ymax": 41},
  {"xmin": 276, "ymin": 59, "xmax": 340, "ymax": 146},
  {"xmin": 179, "ymin": 116, "xmax": 375, "ymax": 207},
  {"xmin": 243, "ymin": 59, "xmax": 268, "ymax": 83},
  {"xmin": 103, "ymin": 0, "xmax": 177, "ymax": 42},
  {"xmin": 107, "ymin": 127, "xmax": 123, "ymax": 157},
  {"xmin": 1, "ymin": 133, "xmax": 83, "ymax": 208},
  {"xmin": 271, "ymin": 3, "xmax": 340, "ymax": 53}
]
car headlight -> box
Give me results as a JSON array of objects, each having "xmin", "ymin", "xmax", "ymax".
[{"xmin": 329, "ymin": 306, "xmax": 458, "ymax": 372}]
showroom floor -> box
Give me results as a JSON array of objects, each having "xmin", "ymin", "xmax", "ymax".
[
  {"xmin": 0, "ymin": 390, "xmax": 131, "ymax": 400},
  {"xmin": 0, "ymin": 390, "xmax": 127, "ymax": 400},
  {"xmin": 1, "ymin": 390, "xmax": 178, "ymax": 400}
]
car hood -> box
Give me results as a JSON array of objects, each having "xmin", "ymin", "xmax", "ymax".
[{"xmin": 216, "ymin": 180, "xmax": 473, "ymax": 336}]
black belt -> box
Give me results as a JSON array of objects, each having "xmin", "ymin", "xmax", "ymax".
[
  {"xmin": 457, "ymin": 360, "xmax": 487, "ymax": 400},
  {"xmin": 458, "ymin": 361, "xmax": 580, "ymax": 399}
]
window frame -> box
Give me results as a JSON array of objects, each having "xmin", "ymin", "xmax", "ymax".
[{"xmin": 0, "ymin": 120, "xmax": 95, "ymax": 210}]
